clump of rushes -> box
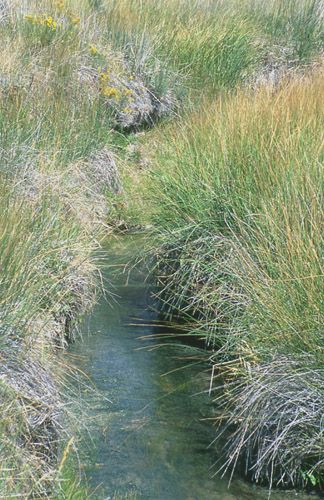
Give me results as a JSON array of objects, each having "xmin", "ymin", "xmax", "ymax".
[
  {"xmin": 216, "ymin": 356, "xmax": 324, "ymax": 490},
  {"xmin": 141, "ymin": 70, "xmax": 324, "ymax": 488},
  {"xmin": 0, "ymin": 167, "xmax": 103, "ymax": 497},
  {"xmin": 145, "ymin": 71, "xmax": 324, "ymax": 354},
  {"xmin": 246, "ymin": 0, "xmax": 324, "ymax": 63}
]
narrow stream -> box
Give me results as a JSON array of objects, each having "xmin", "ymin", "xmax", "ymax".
[{"xmin": 67, "ymin": 236, "xmax": 321, "ymax": 500}]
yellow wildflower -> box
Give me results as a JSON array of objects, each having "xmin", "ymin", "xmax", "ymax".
[{"xmin": 89, "ymin": 44, "xmax": 98, "ymax": 54}]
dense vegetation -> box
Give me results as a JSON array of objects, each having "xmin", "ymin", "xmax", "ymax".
[
  {"xmin": 2, "ymin": 0, "xmax": 324, "ymax": 497},
  {"xmin": 114, "ymin": 0, "xmax": 324, "ymax": 492}
]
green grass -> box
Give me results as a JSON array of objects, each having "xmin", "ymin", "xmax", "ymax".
[
  {"xmin": 247, "ymin": 0, "xmax": 324, "ymax": 62},
  {"xmin": 136, "ymin": 68, "xmax": 324, "ymax": 487},
  {"xmin": 102, "ymin": 0, "xmax": 262, "ymax": 92},
  {"xmin": 3, "ymin": 0, "xmax": 324, "ymax": 495},
  {"xmin": 97, "ymin": 0, "xmax": 324, "ymax": 98},
  {"xmin": 142, "ymin": 73, "xmax": 324, "ymax": 355}
]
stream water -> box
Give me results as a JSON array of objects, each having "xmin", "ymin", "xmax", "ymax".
[{"xmin": 67, "ymin": 236, "xmax": 321, "ymax": 500}]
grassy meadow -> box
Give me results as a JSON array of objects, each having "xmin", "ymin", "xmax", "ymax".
[{"xmin": 2, "ymin": 0, "xmax": 324, "ymax": 497}]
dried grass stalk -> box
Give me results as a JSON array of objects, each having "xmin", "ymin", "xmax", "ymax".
[{"xmin": 216, "ymin": 356, "xmax": 324, "ymax": 490}]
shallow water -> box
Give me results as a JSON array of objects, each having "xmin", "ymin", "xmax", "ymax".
[{"xmin": 68, "ymin": 237, "xmax": 321, "ymax": 500}]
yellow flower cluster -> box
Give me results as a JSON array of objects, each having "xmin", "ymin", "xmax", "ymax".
[
  {"xmin": 54, "ymin": 0, "xmax": 66, "ymax": 12},
  {"xmin": 67, "ymin": 12, "xmax": 80, "ymax": 24},
  {"xmin": 98, "ymin": 70, "xmax": 135, "ymax": 112},
  {"xmin": 89, "ymin": 44, "xmax": 99, "ymax": 54},
  {"xmin": 25, "ymin": 14, "xmax": 57, "ymax": 30},
  {"xmin": 99, "ymin": 70, "xmax": 119, "ymax": 98},
  {"xmin": 54, "ymin": 1, "xmax": 80, "ymax": 23}
]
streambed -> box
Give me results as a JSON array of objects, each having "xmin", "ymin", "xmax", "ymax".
[{"xmin": 67, "ymin": 236, "xmax": 321, "ymax": 500}]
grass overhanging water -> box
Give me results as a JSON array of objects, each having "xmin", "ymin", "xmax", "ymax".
[{"xmin": 3, "ymin": 0, "xmax": 324, "ymax": 497}]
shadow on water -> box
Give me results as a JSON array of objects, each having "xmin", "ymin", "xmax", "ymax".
[{"xmin": 67, "ymin": 235, "xmax": 322, "ymax": 500}]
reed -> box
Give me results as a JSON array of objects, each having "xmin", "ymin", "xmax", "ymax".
[{"xmin": 140, "ymin": 71, "xmax": 324, "ymax": 487}]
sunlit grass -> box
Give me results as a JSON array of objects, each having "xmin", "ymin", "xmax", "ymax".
[
  {"xmin": 3, "ymin": 0, "xmax": 324, "ymax": 495},
  {"xmin": 139, "ymin": 67, "xmax": 324, "ymax": 488},
  {"xmin": 142, "ymin": 69, "xmax": 324, "ymax": 355},
  {"xmin": 102, "ymin": 0, "xmax": 262, "ymax": 92}
]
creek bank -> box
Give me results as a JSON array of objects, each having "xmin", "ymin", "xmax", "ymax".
[
  {"xmin": 146, "ymin": 230, "xmax": 324, "ymax": 493},
  {"xmin": 67, "ymin": 235, "xmax": 322, "ymax": 500},
  {"xmin": 0, "ymin": 146, "xmax": 123, "ymax": 497},
  {"xmin": 134, "ymin": 72, "xmax": 324, "ymax": 493}
]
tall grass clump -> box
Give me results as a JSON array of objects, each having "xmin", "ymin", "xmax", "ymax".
[
  {"xmin": 0, "ymin": 0, "xmax": 132, "ymax": 496},
  {"xmin": 0, "ymin": 173, "xmax": 102, "ymax": 497},
  {"xmin": 246, "ymin": 0, "xmax": 324, "ymax": 63},
  {"xmin": 103, "ymin": 0, "xmax": 263, "ymax": 92},
  {"xmin": 141, "ymin": 71, "xmax": 324, "ymax": 488}
]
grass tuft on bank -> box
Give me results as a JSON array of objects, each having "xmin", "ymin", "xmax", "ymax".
[{"xmin": 138, "ymin": 69, "xmax": 324, "ymax": 488}]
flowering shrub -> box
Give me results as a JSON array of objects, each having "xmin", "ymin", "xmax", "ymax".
[
  {"xmin": 54, "ymin": 0, "xmax": 80, "ymax": 23},
  {"xmin": 25, "ymin": 14, "xmax": 57, "ymax": 30},
  {"xmin": 25, "ymin": 0, "xmax": 82, "ymax": 46},
  {"xmin": 98, "ymin": 68, "xmax": 135, "ymax": 114},
  {"xmin": 89, "ymin": 43, "xmax": 99, "ymax": 54},
  {"xmin": 24, "ymin": 4, "xmax": 137, "ymax": 117},
  {"xmin": 24, "ymin": 13, "xmax": 60, "ymax": 45}
]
